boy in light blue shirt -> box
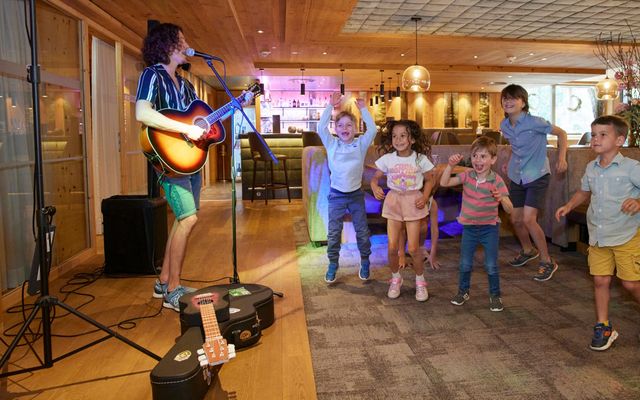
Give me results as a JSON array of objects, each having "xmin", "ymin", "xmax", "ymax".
[
  {"xmin": 500, "ymin": 84, "xmax": 567, "ymax": 281},
  {"xmin": 317, "ymin": 92, "xmax": 377, "ymax": 283},
  {"xmin": 556, "ymin": 115, "xmax": 640, "ymax": 351}
]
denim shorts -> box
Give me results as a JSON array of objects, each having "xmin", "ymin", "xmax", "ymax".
[
  {"xmin": 509, "ymin": 174, "xmax": 549, "ymax": 209},
  {"xmin": 160, "ymin": 173, "xmax": 201, "ymax": 220}
]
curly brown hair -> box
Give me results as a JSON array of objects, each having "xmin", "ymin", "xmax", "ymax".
[
  {"xmin": 142, "ymin": 23, "xmax": 183, "ymax": 66},
  {"xmin": 377, "ymin": 119, "xmax": 431, "ymax": 157}
]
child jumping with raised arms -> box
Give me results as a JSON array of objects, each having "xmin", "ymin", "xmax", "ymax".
[
  {"xmin": 440, "ymin": 136, "xmax": 513, "ymax": 311},
  {"xmin": 371, "ymin": 120, "xmax": 436, "ymax": 301},
  {"xmin": 556, "ymin": 115, "xmax": 640, "ymax": 351},
  {"xmin": 318, "ymin": 92, "xmax": 377, "ymax": 283}
]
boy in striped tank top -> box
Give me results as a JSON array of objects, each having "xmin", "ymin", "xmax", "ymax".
[{"xmin": 440, "ymin": 136, "xmax": 513, "ymax": 311}]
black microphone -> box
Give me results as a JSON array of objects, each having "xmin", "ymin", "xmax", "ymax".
[{"xmin": 185, "ymin": 48, "xmax": 222, "ymax": 61}]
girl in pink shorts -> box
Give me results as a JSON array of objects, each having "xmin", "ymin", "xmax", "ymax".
[{"xmin": 371, "ymin": 120, "xmax": 437, "ymax": 301}]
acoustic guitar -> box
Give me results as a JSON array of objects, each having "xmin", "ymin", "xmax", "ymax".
[
  {"xmin": 140, "ymin": 83, "xmax": 261, "ymax": 176},
  {"xmin": 192, "ymin": 293, "xmax": 236, "ymax": 367}
]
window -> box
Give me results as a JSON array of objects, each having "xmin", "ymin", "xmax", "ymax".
[
  {"xmin": 524, "ymin": 84, "xmax": 599, "ymax": 140},
  {"xmin": 0, "ymin": 1, "xmax": 88, "ymax": 291},
  {"xmin": 555, "ymin": 85, "xmax": 598, "ymax": 134}
]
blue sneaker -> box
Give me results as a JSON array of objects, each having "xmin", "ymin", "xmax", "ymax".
[
  {"xmin": 153, "ymin": 279, "xmax": 167, "ymax": 299},
  {"xmin": 590, "ymin": 322, "xmax": 618, "ymax": 351},
  {"xmin": 325, "ymin": 263, "xmax": 338, "ymax": 283},
  {"xmin": 359, "ymin": 260, "xmax": 370, "ymax": 281},
  {"xmin": 163, "ymin": 286, "xmax": 188, "ymax": 312},
  {"xmin": 154, "ymin": 281, "xmax": 195, "ymax": 299}
]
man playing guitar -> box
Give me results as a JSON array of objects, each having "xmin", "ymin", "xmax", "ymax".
[{"xmin": 135, "ymin": 23, "xmax": 212, "ymax": 311}]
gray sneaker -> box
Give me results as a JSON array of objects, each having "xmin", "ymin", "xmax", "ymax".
[
  {"xmin": 533, "ymin": 260, "xmax": 558, "ymax": 282},
  {"xmin": 489, "ymin": 295, "xmax": 504, "ymax": 312},
  {"xmin": 509, "ymin": 249, "xmax": 539, "ymax": 267},
  {"xmin": 451, "ymin": 291, "xmax": 470, "ymax": 306}
]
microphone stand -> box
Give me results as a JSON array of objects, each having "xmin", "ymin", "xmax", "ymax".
[
  {"xmin": 203, "ymin": 60, "xmax": 282, "ymax": 297},
  {"xmin": 0, "ymin": 0, "xmax": 160, "ymax": 379}
]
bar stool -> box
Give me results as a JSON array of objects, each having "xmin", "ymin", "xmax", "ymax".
[{"xmin": 248, "ymin": 131, "xmax": 291, "ymax": 204}]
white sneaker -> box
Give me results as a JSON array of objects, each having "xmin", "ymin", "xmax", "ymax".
[
  {"xmin": 415, "ymin": 280, "xmax": 428, "ymax": 302},
  {"xmin": 387, "ymin": 276, "xmax": 403, "ymax": 299}
]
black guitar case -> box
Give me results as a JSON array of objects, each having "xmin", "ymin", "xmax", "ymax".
[
  {"xmin": 149, "ymin": 326, "xmax": 220, "ymax": 400},
  {"xmin": 179, "ymin": 283, "xmax": 275, "ymax": 349}
]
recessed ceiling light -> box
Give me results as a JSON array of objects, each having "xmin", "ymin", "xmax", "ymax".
[
  {"xmin": 508, "ymin": 75, "xmax": 512, "ymax": 78},
  {"xmin": 480, "ymin": 87, "xmax": 485, "ymax": 90},
  {"xmin": 291, "ymin": 51, "xmax": 299, "ymax": 55},
  {"xmin": 541, "ymin": 57, "xmax": 547, "ymax": 61},
  {"xmin": 529, "ymin": 52, "xmax": 534, "ymax": 56},
  {"xmin": 473, "ymin": 55, "xmax": 478, "ymax": 59},
  {"xmin": 322, "ymin": 51, "xmax": 327, "ymax": 55},
  {"xmin": 257, "ymin": 30, "xmax": 264, "ymax": 34},
  {"xmin": 400, "ymin": 53, "xmax": 405, "ymax": 57},
  {"xmin": 271, "ymin": 46, "xmax": 277, "ymax": 49}
]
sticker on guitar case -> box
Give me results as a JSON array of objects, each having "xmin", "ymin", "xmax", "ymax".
[
  {"xmin": 174, "ymin": 350, "xmax": 192, "ymax": 362},
  {"xmin": 228, "ymin": 287, "xmax": 252, "ymax": 297}
]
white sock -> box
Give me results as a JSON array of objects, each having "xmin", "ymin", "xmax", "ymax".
[
  {"xmin": 416, "ymin": 275, "xmax": 426, "ymax": 282},
  {"xmin": 392, "ymin": 272, "xmax": 401, "ymax": 279}
]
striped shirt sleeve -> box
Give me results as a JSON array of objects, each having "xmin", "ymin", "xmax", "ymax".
[{"xmin": 136, "ymin": 67, "xmax": 158, "ymax": 105}]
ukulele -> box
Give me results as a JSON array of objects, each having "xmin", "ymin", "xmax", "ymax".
[
  {"xmin": 191, "ymin": 293, "xmax": 236, "ymax": 367},
  {"xmin": 140, "ymin": 83, "xmax": 261, "ymax": 176}
]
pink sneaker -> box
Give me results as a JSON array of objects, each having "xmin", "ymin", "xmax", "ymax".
[
  {"xmin": 415, "ymin": 280, "xmax": 428, "ymax": 302},
  {"xmin": 387, "ymin": 276, "xmax": 403, "ymax": 299}
]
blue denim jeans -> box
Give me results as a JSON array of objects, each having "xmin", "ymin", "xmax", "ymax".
[
  {"xmin": 459, "ymin": 224, "xmax": 500, "ymax": 296},
  {"xmin": 327, "ymin": 188, "xmax": 371, "ymax": 264}
]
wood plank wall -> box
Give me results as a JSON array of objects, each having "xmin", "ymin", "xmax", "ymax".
[{"xmin": 372, "ymin": 91, "xmax": 503, "ymax": 130}]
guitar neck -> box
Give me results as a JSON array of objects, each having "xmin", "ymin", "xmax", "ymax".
[
  {"xmin": 201, "ymin": 303, "xmax": 222, "ymax": 339},
  {"xmin": 205, "ymin": 97, "xmax": 241, "ymax": 125}
]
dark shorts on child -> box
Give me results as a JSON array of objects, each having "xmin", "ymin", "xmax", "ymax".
[{"xmin": 509, "ymin": 174, "xmax": 549, "ymax": 209}]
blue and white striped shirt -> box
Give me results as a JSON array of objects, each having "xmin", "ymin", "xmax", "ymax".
[
  {"xmin": 135, "ymin": 64, "xmax": 197, "ymax": 111},
  {"xmin": 136, "ymin": 64, "xmax": 200, "ymax": 184}
]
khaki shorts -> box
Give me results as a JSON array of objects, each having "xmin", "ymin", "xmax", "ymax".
[
  {"xmin": 588, "ymin": 229, "xmax": 640, "ymax": 281},
  {"xmin": 381, "ymin": 190, "xmax": 429, "ymax": 222}
]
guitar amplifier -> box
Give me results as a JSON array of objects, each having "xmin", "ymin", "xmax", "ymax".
[
  {"xmin": 179, "ymin": 283, "xmax": 275, "ymax": 349},
  {"xmin": 150, "ymin": 326, "xmax": 219, "ymax": 400},
  {"xmin": 102, "ymin": 195, "xmax": 167, "ymax": 275}
]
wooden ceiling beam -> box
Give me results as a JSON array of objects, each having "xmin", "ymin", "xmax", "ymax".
[{"xmin": 254, "ymin": 62, "xmax": 604, "ymax": 75}]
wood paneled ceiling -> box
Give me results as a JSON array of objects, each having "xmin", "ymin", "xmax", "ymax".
[{"xmin": 73, "ymin": 0, "xmax": 640, "ymax": 92}]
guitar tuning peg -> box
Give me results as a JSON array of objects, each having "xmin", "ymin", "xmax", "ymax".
[
  {"xmin": 228, "ymin": 344, "xmax": 236, "ymax": 359},
  {"xmin": 197, "ymin": 349, "xmax": 205, "ymax": 355},
  {"xmin": 199, "ymin": 359, "xmax": 209, "ymax": 367}
]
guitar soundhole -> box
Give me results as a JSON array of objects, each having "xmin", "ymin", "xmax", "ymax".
[{"xmin": 194, "ymin": 117, "xmax": 209, "ymax": 133}]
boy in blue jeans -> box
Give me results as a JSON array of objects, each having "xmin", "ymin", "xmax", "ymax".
[
  {"xmin": 556, "ymin": 115, "xmax": 640, "ymax": 351},
  {"xmin": 500, "ymin": 84, "xmax": 567, "ymax": 281},
  {"xmin": 318, "ymin": 92, "xmax": 377, "ymax": 283}
]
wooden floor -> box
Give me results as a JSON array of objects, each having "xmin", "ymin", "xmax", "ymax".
[{"xmin": 0, "ymin": 185, "xmax": 317, "ymax": 399}]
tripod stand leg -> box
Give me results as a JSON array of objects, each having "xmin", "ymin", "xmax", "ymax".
[
  {"xmin": 54, "ymin": 300, "xmax": 161, "ymax": 361},
  {"xmin": 0, "ymin": 301, "xmax": 45, "ymax": 372}
]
